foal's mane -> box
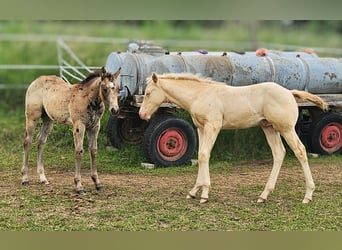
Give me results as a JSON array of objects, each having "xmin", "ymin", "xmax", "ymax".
[
  {"xmin": 81, "ymin": 69, "xmax": 112, "ymax": 85},
  {"xmin": 81, "ymin": 71, "xmax": 101, "ymax": 84},
  {"xmin": 158, "ymin": 73, "xmax": 216, "ymax": 85}
]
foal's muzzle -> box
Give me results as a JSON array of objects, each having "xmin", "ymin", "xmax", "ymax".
[
  {"xmin": 110, "ymin": 107, "xmax": 119, "ymax": 116},
  {"xmin": 139, "ymin": 108, "xmax": 150, "ymax": 121}
]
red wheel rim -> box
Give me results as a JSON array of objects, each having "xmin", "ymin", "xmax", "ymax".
[
  {"xmin": 320, "ymin": 122, "xmax": 342, "ymax": 153},
  {"xmin": 157, "ymin": 128, "xmax": 188, "ymax": 161}
]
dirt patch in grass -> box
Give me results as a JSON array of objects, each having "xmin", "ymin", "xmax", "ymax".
[
  {"xmin": 8, "ymin": 162, "xmax": 339, "ymax": 201},
  {"xmin": 0, "ymin": 160, "xmax": 341, "ymax": 230}
]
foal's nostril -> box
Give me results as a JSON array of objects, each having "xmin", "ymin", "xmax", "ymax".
[
  {"xmin": 139, "ymin": 109, "xmax": 149, "ymax": 120},
  {"xmin": 110, "ymin": 107, "xmax": 119, "ymax": 115}
]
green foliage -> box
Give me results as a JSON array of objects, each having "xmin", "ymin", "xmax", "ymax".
[
  {"xmin": 1, "ymin": 20, "xmax": 342, "ymax": 86},
  {"xmin": 0, "ymin": 89, "xmax": 26, "ymax": 112}
]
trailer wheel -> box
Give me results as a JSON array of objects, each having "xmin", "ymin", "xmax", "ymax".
[
  {"xmin": 309, "ymin": 112, "xmax": 342, "ymax": 154},
  {"xmin": 143, "ymin": 115, "xmax": 197, "ymax": 166},
  {"xmin": 107, "ymin": 115, "xmax": 147, "ymax": 148}
]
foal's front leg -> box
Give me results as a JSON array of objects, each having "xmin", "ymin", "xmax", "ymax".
[
  {"xmin": 87, "ymin": 124, "xmax": 103, "ymax": 191},
  {"xmin": 73, "ymin": 122, "xmax": 86, "ymax": 194},
  {"xmin": 187, "ymin": 125, "xmax": 220, "ymax": 203}
]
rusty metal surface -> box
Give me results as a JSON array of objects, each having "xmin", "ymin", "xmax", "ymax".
[{"xmin": 105, "ymin": 49, "xmax": 342, "ymax": 100}]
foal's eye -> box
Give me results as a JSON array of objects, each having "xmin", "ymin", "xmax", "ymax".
[
  {"xmin": 146, "ymin": 92, "xmax": 151, "ymax": 97},
  {"xmin": 109, "ymin": 81, "xmax": 115, "ymax": 90}
]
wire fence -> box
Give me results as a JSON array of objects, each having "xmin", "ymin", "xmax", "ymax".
[{"xmin": 0, "ymin": 34, "xmax": 111, "ymax": 88}]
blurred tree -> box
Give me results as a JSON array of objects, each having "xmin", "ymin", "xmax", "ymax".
[
  {"xmin": 171, "ymin": 20, "xmax": 225, "ymax": 28},
  {"xmin": 292, "ymin": 20, "xmax": 342, "ymax": 33}
]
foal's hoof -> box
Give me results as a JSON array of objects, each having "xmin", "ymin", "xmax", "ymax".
[
  {"xmin": 186, "ymin": 194, "xmax": 196, "ymax": 200},
  {"xmin": 199, "ymin": 197, "xmax": 209, "ymax": 204},
  {"xmin": 96, "ymin": 185, "xmax": 104, "ymax": 191},
  {"xmin": 40, "ymin": 180, "xmax": 49, "ymax": 185},
  {"xmin": 257, "ymin": 197, "xmax": 266, "ymax": 203},
  {"xmin": 77, "ymin": 190, "xmax": 86, "ymax": 195},
  {"xmin": 302, "ymin": 197, "xmax": 312, "ymax": 204},
  {"xmin": 22, "ymin": 181, "xmax": 29, "ymax": 186}
]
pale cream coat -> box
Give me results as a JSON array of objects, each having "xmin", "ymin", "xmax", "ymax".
[{"xmin": 139, "ymin": 73, "xmax": 328, "ymax": 203}]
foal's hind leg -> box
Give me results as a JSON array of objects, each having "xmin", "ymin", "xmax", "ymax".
[
  {"xmin": 22, "ymin": 117, "xmax": 39, "ymax": 185},
  {"xmin": 36, "ymin": 115, "xmax": 53, "ymax": 184},
  {"xmin": 258, "ymin": 126, "xmax": 286, "ymax": 202},
  {"xmin": 281, "ymin": 130, "xmax": 315, "ymax": 203},
  {"xmin": 87, "ymin": 124, "xmax": 103, "ymax": 191}
]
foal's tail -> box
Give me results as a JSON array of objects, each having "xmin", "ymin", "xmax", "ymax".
[{"xmin": 291, "ymin": 90, "xmax": 329, "ymax": 111}]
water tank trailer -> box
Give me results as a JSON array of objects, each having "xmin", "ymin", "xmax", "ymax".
[{"xmin": 105, "ymin": 45, "xmax": 342, "ymax": 166}]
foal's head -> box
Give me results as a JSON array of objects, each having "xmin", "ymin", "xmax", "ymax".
[
  {"xmin": 99, "ymin": 67, "xmax": 121, "ymax": 115},
  {"xmin": 139, "ymin": 73, "xmax": 166, "ymax": 121}
]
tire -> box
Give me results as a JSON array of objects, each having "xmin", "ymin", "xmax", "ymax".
[
  {"xmin": 143, "ymin": 115, "xmax": 197, "ymax": 166},
  {"xmin": 106, "ymin": 115, "xmax": 147, "ymax": 148},
  {"xmin": 309, "ymin": 112, "xmax": 342, "ymax": 154}
]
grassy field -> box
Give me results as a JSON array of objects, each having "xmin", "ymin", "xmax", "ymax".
[
  {"xmin": 0, "ymin": 103, "xmax": 341, "ymax": 231},
  {"xmin": 0, "ymin": 21, "xmax": 341, "ymax": 231}
]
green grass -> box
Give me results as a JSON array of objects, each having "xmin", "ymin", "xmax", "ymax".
[
  {"xmin": 1, "ymin": 165, "xmax": 341, "ymax": 231},
  {"xmin": 1, "ymin": 109, "xmax": 341, "ymax": 231}
]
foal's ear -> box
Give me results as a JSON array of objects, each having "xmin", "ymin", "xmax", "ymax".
[
  {"xmin": 152, "ymin": 73, "xmax": 158, "ymax": 84},
  {"xmin": 113, "ymin": 67, "xmax": 121, "ymax": 79},
  {"xmin": 100, "ymin": 66, "xmax": 107, "ymax": 79}
]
